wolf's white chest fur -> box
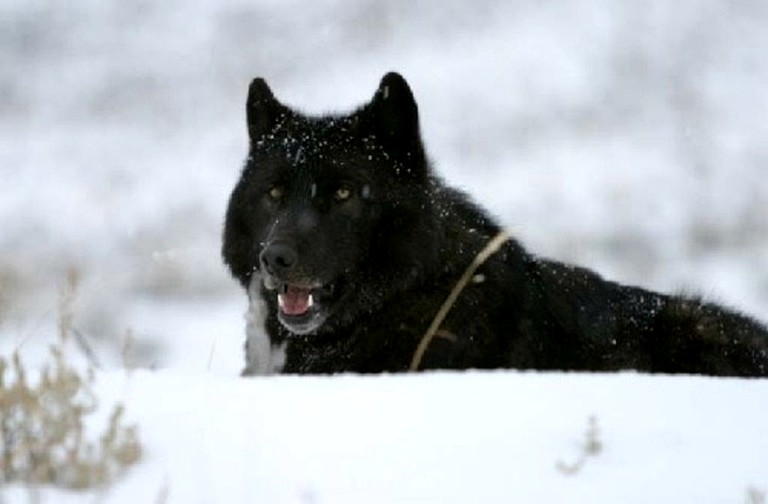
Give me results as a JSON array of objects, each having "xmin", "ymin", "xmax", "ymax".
[{"xmin": 242, "ymin": 276, "xmax": 286, "ymax": 375}]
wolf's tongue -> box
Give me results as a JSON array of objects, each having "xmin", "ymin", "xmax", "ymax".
[{"xmin": 278, "ymin": 286, "xmax": 312, "ymax": 316}]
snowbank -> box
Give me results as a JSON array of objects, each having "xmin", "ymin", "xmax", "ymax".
[{"xmin": 6, "ymin": 370, "xmax": 768, "ymax": 503}]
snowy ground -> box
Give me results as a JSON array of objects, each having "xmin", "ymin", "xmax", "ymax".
[
  {"xmin": 2, "ymin": 0, "xmax": 768, "ymax": 502},
  {"xmin": 4, "ymin": 370, "xmax": 768, "ymax": 503}
]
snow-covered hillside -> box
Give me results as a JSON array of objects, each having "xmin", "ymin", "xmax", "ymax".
[{"xmin": 1, "ymin": 1, "xmax": 767, "ymax": 502}]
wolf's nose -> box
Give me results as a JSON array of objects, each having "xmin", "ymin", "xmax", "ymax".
[{"xmin": 260, "ymin": 242, "xmax": 298, "ymax": 277}]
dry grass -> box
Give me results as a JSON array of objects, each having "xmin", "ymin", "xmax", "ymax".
[
  {"xmin": 0, "ymin": 271, "xmax": 142, "ymax": 489},
  {"xmin": 556, "ymin": 416, "xmax": 603, "ymax": 476}
]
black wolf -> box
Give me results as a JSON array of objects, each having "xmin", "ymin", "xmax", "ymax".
[{"xmin": 222, "ymin": 72, "xmax": 768, "ymax": 376}]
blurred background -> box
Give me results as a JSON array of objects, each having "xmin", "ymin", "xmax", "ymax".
[{"xmin": 2, "ymin": 0, "xmax": 767, "ymax": 373}]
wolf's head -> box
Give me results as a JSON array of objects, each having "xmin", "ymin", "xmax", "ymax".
[{"xmin": 223, "ymin": 73, "xmax": 442, "ymax": 335}]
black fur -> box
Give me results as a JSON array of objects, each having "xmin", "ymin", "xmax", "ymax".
[{"xmin": 223, "ymin": 72, "xmax": 768, "ymax": 376}]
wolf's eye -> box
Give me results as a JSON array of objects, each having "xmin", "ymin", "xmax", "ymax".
[
  {"xmin": 334, "ymin": 186, "xmax": 352, "ymax": 202},
  {"xmin": 268, "ymin": 186, "xmax": 284, "ymax": 201}
]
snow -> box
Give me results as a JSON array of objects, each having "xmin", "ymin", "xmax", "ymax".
[
  {"xmin": 4, "ymin": 371, "xmax": 768, "ymax": 503},
  {"xmin": 2, "ymin": 0, "xmax": 768, "ymax": 502}
]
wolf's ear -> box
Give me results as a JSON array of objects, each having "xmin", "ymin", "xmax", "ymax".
[
  {"xmin": 246, "ymin": 78, "xmax": 285, "ymax": 142},
  {"xmin": 362, "ymin": 72, "xmax": 424, "ymax": 159}
]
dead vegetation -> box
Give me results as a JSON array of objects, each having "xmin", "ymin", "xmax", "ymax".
[
  {"xmin": 0, "ymin": 271, "xmax": 142, "ymax": 489},
  {"xmin": 556, "ymin": 415, "xmax": 603, "ymax": 476}
]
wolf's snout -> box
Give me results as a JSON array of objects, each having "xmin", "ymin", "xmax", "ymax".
[{"xmin": 260, "ymin": 242, "xmax": 298, "ymax": 277}]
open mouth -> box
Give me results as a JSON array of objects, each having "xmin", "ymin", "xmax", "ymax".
[
  {"xmin": 277, "ymin": 284, "xmax": 316, "ymax": 316},
  {"xmin": 265, "ymin": 279, "xmax": 335, "ymax": 334}
]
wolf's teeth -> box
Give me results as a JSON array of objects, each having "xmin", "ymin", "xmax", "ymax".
[
  {"xmin": 308, "ymin": 294, "xmax": 314, "ymax": 308},
  {"xmin": 277, "ymin": 294, "xmax": 285, "ymax": 310}
]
